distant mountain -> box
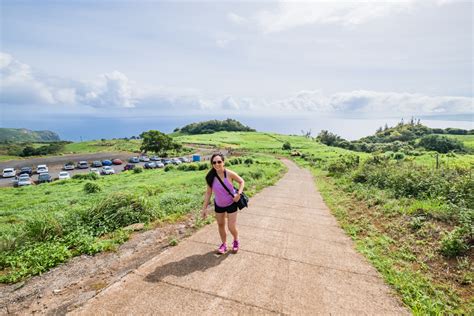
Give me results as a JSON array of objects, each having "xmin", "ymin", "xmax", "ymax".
[
  {"xmin": 0, "ymin": 128, "xmax": 61, "ymax": 142},
  {"xmin": 174, "ymin": 118, "xmax": 256, "ymax": 135}
]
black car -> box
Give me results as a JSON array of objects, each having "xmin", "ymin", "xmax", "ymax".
[
  {"xmin": 123, "ymin": 163, "xmax": 136, "ymax": 171},
  {"xmin": 19, "ymin": 167, "xmax": 33, "ymax": 176},
  {"xmin": 37, "ymin": 173, "xmax": 52, "ymax": 184},
  {"xmin": 91, "ymin": 160, "xmax": 103, "ymax": 167}
]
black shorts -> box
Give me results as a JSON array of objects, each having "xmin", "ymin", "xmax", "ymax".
[{"xmin": 214, "ymin": 201, "xmax": 238, "ymax": 214}]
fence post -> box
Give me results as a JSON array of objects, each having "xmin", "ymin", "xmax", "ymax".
[{"xmin": 436, "ymin": 153, "xmax": 439, "ymax": 170}]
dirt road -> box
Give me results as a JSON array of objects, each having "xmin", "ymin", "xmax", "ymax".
[{"xmin": 71, "ymin": 159, "xmax": 409, "ymax": 315}]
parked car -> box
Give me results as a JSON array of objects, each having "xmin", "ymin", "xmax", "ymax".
[
  {"xmin": 162, "ymin": 159, "xmax": 172, "ymax": 166},
  {"xmin": 37, "ymin": 165, "xmax": 48, "ymax": 174},
  {"xmin": 63, "ymin": 162, "xmax": 75, "ymax": 170},
  {"xmin": 3, "ymin": 168, "xmax": 16, "ymax": 178},
  {"xmin": 150, "ymin": 156, "xmax": 161, "ymax": 161},
  {"xmin": 155, "ymin": 161, "xmax": 164, "ymax": 168},
  {"xmin": 91, "ymin": 161, "xmax": 103, "ymax": 167},
  {"xmin": 37, "ymin": 173, "xmax": 52, "ymax": 183},
  {"xmin": 129, "ymin": 157, "xmax": 139, "ymax": 163},
  {"xmin": 13, "ymin": 174, "xmax": 32, "ymax": 187},
  {"xmin": 171, "ymin": 158, "xmax": 182, "ymax": 165},
  {"xmin": 102, "ymin": 159, "xmax": 113, "ymax": 166},
  {"xmin": 144, "ymin": 162, "xmax": 156, "ymax": 169},
  {"xmin": 77, "ymin": 161, "xmax": 89, "ymax": 169},
  {"xmin": 90, "ymin": 168, "xmax": 101, "ymax": 175},
  {"xmin": 179, "ymin": 157, "xmax": 190, "ymax": 163},
  {"xmin": 112, "ymin": 158, "xmax": 123, "ymax": 165},
  {"xmin": 123, "ymin": 163, "xmax": 136, "ymax": 171},
  {"xmin": 58, "ymin": 171, "xmax": 71, "ymax": 180},
  {"xmin": 19, "ymin": 167, "xmax": 33, "ymax": 176},
  {"xmin": 101, "ymin": 166, "xmax": 115, "ymax": 175},
  {"xmin": 139, "ymin": 156, "xmax": 150, "ymax": 162}
]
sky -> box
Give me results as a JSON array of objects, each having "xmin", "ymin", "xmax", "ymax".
[{"xmin": 0, "ymin": 0, "xmax": 473, "ymax": 137}]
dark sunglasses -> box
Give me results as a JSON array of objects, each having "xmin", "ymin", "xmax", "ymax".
[{"xmin": 212, "ymin": 160, "xmax": 223, "ymax": 165}]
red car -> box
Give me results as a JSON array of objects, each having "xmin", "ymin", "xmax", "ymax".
[{"xmin": 112, "ymin": 159, "xmax": 123, "ymax": 165}]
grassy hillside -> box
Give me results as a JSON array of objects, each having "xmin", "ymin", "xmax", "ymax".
[
  {"xmin": 177, "ymin": 131, "xmax": 473, "ymax": 314},
  {"xmin": 0, "ymin": 155, "xmax": 285, "ymax": 283},
  {"xmin": 0, "ymin": 128, "xmax": 60, "ymax": 143}
]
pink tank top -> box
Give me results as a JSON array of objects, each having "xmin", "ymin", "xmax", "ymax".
[{"xmin": 212, "ymin": 170, "xmax": 236, "ymax": 207}]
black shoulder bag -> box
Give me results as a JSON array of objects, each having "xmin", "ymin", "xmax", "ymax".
[{"xmin": 215, "ymin": 171, "xmax": 249, "ymax": 210}]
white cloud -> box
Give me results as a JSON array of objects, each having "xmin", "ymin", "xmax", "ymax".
[
  {"xmin": 274, "ymin": 90, "xmax": 474, "ymax": 116},
  {"xmin": 256, "ymin": 0, "xmax": 458, "ymax": 33},
  {"xmin": 0, "ymin": 52, "xmax": 55, "ymax": 105},
  {"xmin": 79, "ymin": 71, "xmax": 136, "ymax": 108},
  {"xmin": 0, "ymin": 53, "xmax": 136, "ymax": 108},
  {"xmin": 1, "ymin": 52, "xmax": 471, "ymax": 118},
  {"xmin": 228, "ymin": 12, "xmax": 247, "ymax": 25}
]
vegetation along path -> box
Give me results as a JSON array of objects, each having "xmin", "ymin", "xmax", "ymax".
[{"xmin": 72, "ymin": 159, "xmax": 408, "ymax": 315}]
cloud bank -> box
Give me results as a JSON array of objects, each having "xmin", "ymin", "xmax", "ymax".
[
  {"xmin": 1, "ymin": 52, "xmax": 471, "ymax": 118},
  {"xmin": 255, "ymin": 0, "xmax": 460, "ymax": 33}
]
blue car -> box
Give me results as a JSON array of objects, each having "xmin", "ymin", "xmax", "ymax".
[{"xmin": 102, "ymin": 159, "xmax": 113, "ymax": 166}]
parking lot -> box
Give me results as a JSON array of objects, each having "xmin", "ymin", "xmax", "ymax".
[{"xmin": 0, "ymin": 153, "xmax": 198, "ymax": 188}]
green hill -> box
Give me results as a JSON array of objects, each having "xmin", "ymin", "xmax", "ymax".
[
  {"xmin": 0, "ymin": 128, "xmax": 60, "ymax": 143},
  {"xmin": 173, "ymin": 118, "xmax": 255, "ymax": 135}
]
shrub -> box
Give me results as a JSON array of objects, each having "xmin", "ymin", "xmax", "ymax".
[
  {"xmin": 84, "ymin": 182, "xmax": 101, "ymax": 193},
  {"xmin": 164, "ymin": 165, "xmax": 175, "ymax": 172},
  {"xmin": 244, "ymin": 158, "xmax": 254, "ymax": 164},
  {"xmin": 282, "ymin": 142, "xmax": 292, "ymax": 150},
  {"xmin": 24, "ymin": 214, "xmax": 64, "ymax": 242},
  {"xmin": 185, "ymin": 164, "xmax": 199, "ymax": 171},
  {"xmin": 197, "ymin": 163, "xmax": 208, "ymax": 170},
  {"xmin": 418, "ymin": 135, "xmax": 464, "ymax": 153},
  {"xmin": 393, "ymin": 152, "xmax": 405, "ymax": 160},
  {"xmin": 440, "ymin": 228, "xmax": 469, "ymax": 257},
  {"xmin": 73, "ymin": 172, "xmax": 99, "ymax": 181},
  {"xmin": 85, "ymin": 192, "xmax": 154, "ymax": 234},
  {"xmin": 133, "ymin": 166, "xmax": 143, "ymax": 173}
]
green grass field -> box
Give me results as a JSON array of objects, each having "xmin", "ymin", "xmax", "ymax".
[{"xmin": 0, "ymin": 154, "xmax": 285, "ymax": 283}]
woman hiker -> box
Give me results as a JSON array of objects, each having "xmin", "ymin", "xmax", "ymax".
[{"xmin": 201, "ymin": 153, "xmax": 245, "ymax": 254}]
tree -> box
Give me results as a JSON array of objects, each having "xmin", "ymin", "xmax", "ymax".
[
  {"xmin": 282, "ymin": 142, "xmax": 292, "ymax": 150},
  {"xmin": 418, "ymin": 135, "xmax": 464, "ymax": 153},
  {"xmin": 139, "ymin": 130, "xmax": 179, "ymax": 155}
]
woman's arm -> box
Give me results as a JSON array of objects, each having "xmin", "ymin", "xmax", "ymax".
[
  {"xmin": 227, "ymin": 169, "xmax": 245, "ymax": 201},
  {"xmin": 201, "ymin": 185, "xmax": 213, "ymax": 218}
]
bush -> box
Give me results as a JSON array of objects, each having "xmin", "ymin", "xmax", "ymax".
[
  {"xmin": 84, "ymin": 182, "xmax": 101, "ymax": 193},
  {"xmin": 84, "ymin": 192, "xmax": 154, "ymax": 234},
  {"xmin": 440, "ymin": 228, "xmax": 469, "ymax": 257},
  {"xmin": 164, "ymin": 165, "xmax": 175, "ymax": 172},
  {"xmin": 282, "ymin": 142, "xmax": 292, "ymax": 150},
  {"xmin": 393, "ymin": 152, "xmax": 405, "ymax": 160},
  {"xmin": 73, "ymin": 173, "xmax": 99, "ymax": 181},
  {"xmin": 327, "ymin": 155, "xmax": 359, "ymax": 175},
  {"xmin": 418, "ymin": 135, "xmax": 464, "ymax": 153},
  {"xmin": 244, "ymin": 158, "xmax": 254, "ymax": 164},
  {"xmin": 198, "ymin": 163, "xmax": 208, "ymax": 170},
  {"xmin": 133, "ymin": 166, "xmax": 143, "ymax": 173}
]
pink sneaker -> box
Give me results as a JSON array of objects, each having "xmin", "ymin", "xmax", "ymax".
[
  {"xmin": 232, "ymin": 240, "xmax": 240, "ymax": 252},
  {"xmin": 217, "ymin": 243, "xmax": 227, "ymax": 254}
]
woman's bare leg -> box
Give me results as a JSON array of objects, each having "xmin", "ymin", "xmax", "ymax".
[
  {"xmin": 227, "ymin": 212, "xmax": 239, "ymax": 241},
  {"xmin": 215, "ymin": 212, "xmax": 227, "ymax": 244}
]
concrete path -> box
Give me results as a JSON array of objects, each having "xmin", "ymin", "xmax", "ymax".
[{"xmin": 71, "ymin": 159, "xmax": 409, "ymax": 315}]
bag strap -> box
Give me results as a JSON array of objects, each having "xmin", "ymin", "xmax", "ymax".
[{"xmin": 215, "ymin": 170, "xmax": 235, "ymax": 198}]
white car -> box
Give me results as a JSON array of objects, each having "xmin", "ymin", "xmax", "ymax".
[
  {"xmin": 37, "ymin": 164, "xmax": 48, "ymax": 174},
  {"xmin": 171, "ymin": 158, "xmax": 182, "ymax": 165},
  {"xmin": 90, "ymin": 168, "xmax": 101, "ymax": 175},
  {"xmin": 139, "ymin": 156, "xmax": 150, "ymax": 162},
  {"xmin": 13, "ymin": 174, "xmax": 32, "ymax": 187},
  {"xmin": 58, "ymin": 171, "xmax": 71, "ymax": 180},
  {"xmin": 2, "ymin": 168, "xmax": 16, "ymax": 178},
  {"xmin": 101, "ymin": 166, "xmax": 115, "ymax": 175},
  {"xmin": 155, "ymin": 161, "xmax": 165, "ymax": 168}
]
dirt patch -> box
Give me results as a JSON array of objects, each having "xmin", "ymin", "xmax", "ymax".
[{"xmin": 0, "ymin": 213, "xmax": 210, "ymax": 315}]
